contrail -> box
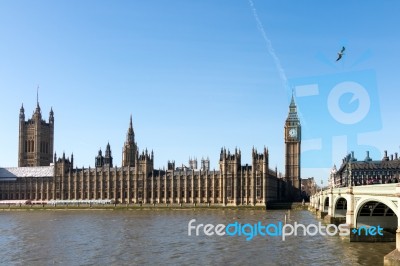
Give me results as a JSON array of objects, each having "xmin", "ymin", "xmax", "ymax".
[{"xmin": 248, "ymin": 0, "xmax": 288, "ymax": 92}]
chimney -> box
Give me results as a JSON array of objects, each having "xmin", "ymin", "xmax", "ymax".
[
  {"xmin": 396, "ymin": 153, "xmax": 398, "ymax": 160},
  {"xmin": 383, "ymin": 150, "xmax": 389, "ymax": 161},
  {"xmin": 365, "ymin": 151, "xmax": 371, "ymax": 161},
  {"xmin": 391, "ymin": 154, "xmax": 394, "ymax": 161}
]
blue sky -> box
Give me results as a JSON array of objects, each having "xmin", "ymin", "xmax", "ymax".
[{"xmin": 0, "ymin": 1, "xmax": 399, "ymax": 185}]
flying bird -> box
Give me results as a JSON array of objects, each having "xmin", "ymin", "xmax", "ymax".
[{"xmin": 336, "ymin": 46, "xmax": 345, "ymax": 61}]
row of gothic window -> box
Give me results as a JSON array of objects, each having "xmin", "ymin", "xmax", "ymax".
[
  {"xmin": 0, "ymin": 189, "xmax": 263, "ymax": 200},
  {"xmin": 24, "ymin": 140, "xmax": 49, "ymax": 153}
]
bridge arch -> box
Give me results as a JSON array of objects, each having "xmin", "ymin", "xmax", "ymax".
[
  {"xmin": 355, "ymin": 198, "xmax": 397, "ymax": 232},
  {"xmin": 333, "ymin": 196, "xmax": 347, "ymax": 217},
  {"xmin": 323, "ymin": 196, "xmax": 329, "ymax": 212}
]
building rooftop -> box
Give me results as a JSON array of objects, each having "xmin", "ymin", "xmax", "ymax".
[
  {"xmin": 0, "ymin": 166, "xmax": 54, "ymax": 180},
  {"xmin": 336, "ymin": 150, "xmax": 400, "ymax": 173}
]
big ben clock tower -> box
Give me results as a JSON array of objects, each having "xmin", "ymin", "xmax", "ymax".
[{"xmin": 284, "ymin": 93, "xmax": 301, "ymax": 200}]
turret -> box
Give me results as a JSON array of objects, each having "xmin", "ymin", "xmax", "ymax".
[
  {"xmin": 168, "ymin": 160, "xmax": 175, "ymax": 170},
  {"xmin": 105, "ymin": 142, "xmax": 111, "ymax": 157},
  {"xmin": 95, "ymin": 148, "xmax": 104, "ymax": 167},
  {"xmin": 189, "ymin": 157, "xmax": 198, "ymax": 170},
  {"xmin": 104, "ymin": 142, "xmax": 113, "ymax": 167},
  {"xmin": 33, "ymin": 94, "xmax": 42, "ymax": 121},
  {"xmin": 201, "ymin": 157, "xmax": 210, "ymax": 171},
  {"xmin": 219, "ymin": 148, "xmax": 241, "ymax": 172},
  {"xmin": 122, "ymin": 115, "xmax": 137, "ymax": 167},
  {"xmin": 126, "ymin": 115, "xmax": 135, "ymax": 143},
  {"xmin": 49, "ymin": 107, "xmax": 54, "ymax": 124},
  {"xmin": 19, "ymin": 103, "xmax": 25, "ymax": 121},
  {"xmin": 18, "ymin": 103, "xmax": 26, "ymax": 167}
]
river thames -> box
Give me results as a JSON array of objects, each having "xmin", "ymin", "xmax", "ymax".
[{"xmin": 0, "ymin": 209, "xmax": 394, "ymax": 265}]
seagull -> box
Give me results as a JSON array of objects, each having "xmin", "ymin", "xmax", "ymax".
[{"xmin": 336, "ymin": 46, "xmax": 345, "ymax": 61}]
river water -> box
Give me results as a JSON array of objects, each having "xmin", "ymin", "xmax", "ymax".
[{"xmin": 0, "ymin": 209, "xmax": 395, "ymax": 265}]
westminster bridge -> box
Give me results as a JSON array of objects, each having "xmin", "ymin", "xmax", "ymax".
[{"xmin": 309, "ymin": 183, "xmax": 400, "ymax": 264}]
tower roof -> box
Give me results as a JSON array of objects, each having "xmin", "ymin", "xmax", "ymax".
[
  {"xmin": 290, "ymin": 92, "xmax": 296, "ymax": 108},
  {"xmin": 105, "ymin": 142, "xmax": 112, "ymax": 158},
  {"xmin": 287, "ymin": 92, "xmax": 299, "ymax": 121},
  {"xmin": 19, "ymin": 103, "xmax": 25, "ymax": 120},
  {"xmin": 126, "ymin": 115, "xmax": 135, "ymax": 143}
]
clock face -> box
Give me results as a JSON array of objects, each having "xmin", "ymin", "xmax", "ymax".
[{"xmin": 289, "ymin": 128, "xmax": 297, "ymax": 138}]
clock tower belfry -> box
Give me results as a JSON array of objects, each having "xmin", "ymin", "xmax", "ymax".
[{"xmin": 284, "ymin": 93, "xmax": 301, "ymax": 200}]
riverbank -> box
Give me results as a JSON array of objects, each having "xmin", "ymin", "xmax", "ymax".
[{"xmin": 0, "ymin": 202, "xmax": 309, "ymax": 211}]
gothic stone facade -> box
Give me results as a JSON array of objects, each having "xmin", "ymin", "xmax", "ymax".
[
  {"xmin": 0, "ymin": 98, "xmax": 300, "ymax": 205},
  {"xmin": 0, "ymin": 148, "xmax": 285, "ymax": 206},
  {"xmin": 18, "ymin": 102, "xmax": 54, "ymax": 167},
  {"xmin": 331, "ymin": 150, "xmax": 400, "ymax": 188}
]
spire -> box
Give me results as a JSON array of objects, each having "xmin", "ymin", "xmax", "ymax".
[
  {"xmin": 105, "ymin": 142, "xmax": 111, "ymax": 157},
  {"xmin": 287, "ymin": 91, "xmax": 298, "ymax": 121},
  {"xmin": 36, "ymin": 86, "xmax": 41, "ymax": 111},
  {"xmin": 126, "ymin": 115, "xmax": 135, "ymax": 143},
  {"xmin": 33, "ymin": 86, "xmax": 41, "ymax": 117},
  {"xmin": 290, "ymin": 90, "xmax": 296, "ymax": 108},
  {"xmin": 104, "ymin": 142, "xmax": 113, "ymax": 167}
]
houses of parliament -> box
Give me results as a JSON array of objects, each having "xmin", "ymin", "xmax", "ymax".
[{"xmin": 0, "ymin": 95, "xmax": 302, "ymax": 205}]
